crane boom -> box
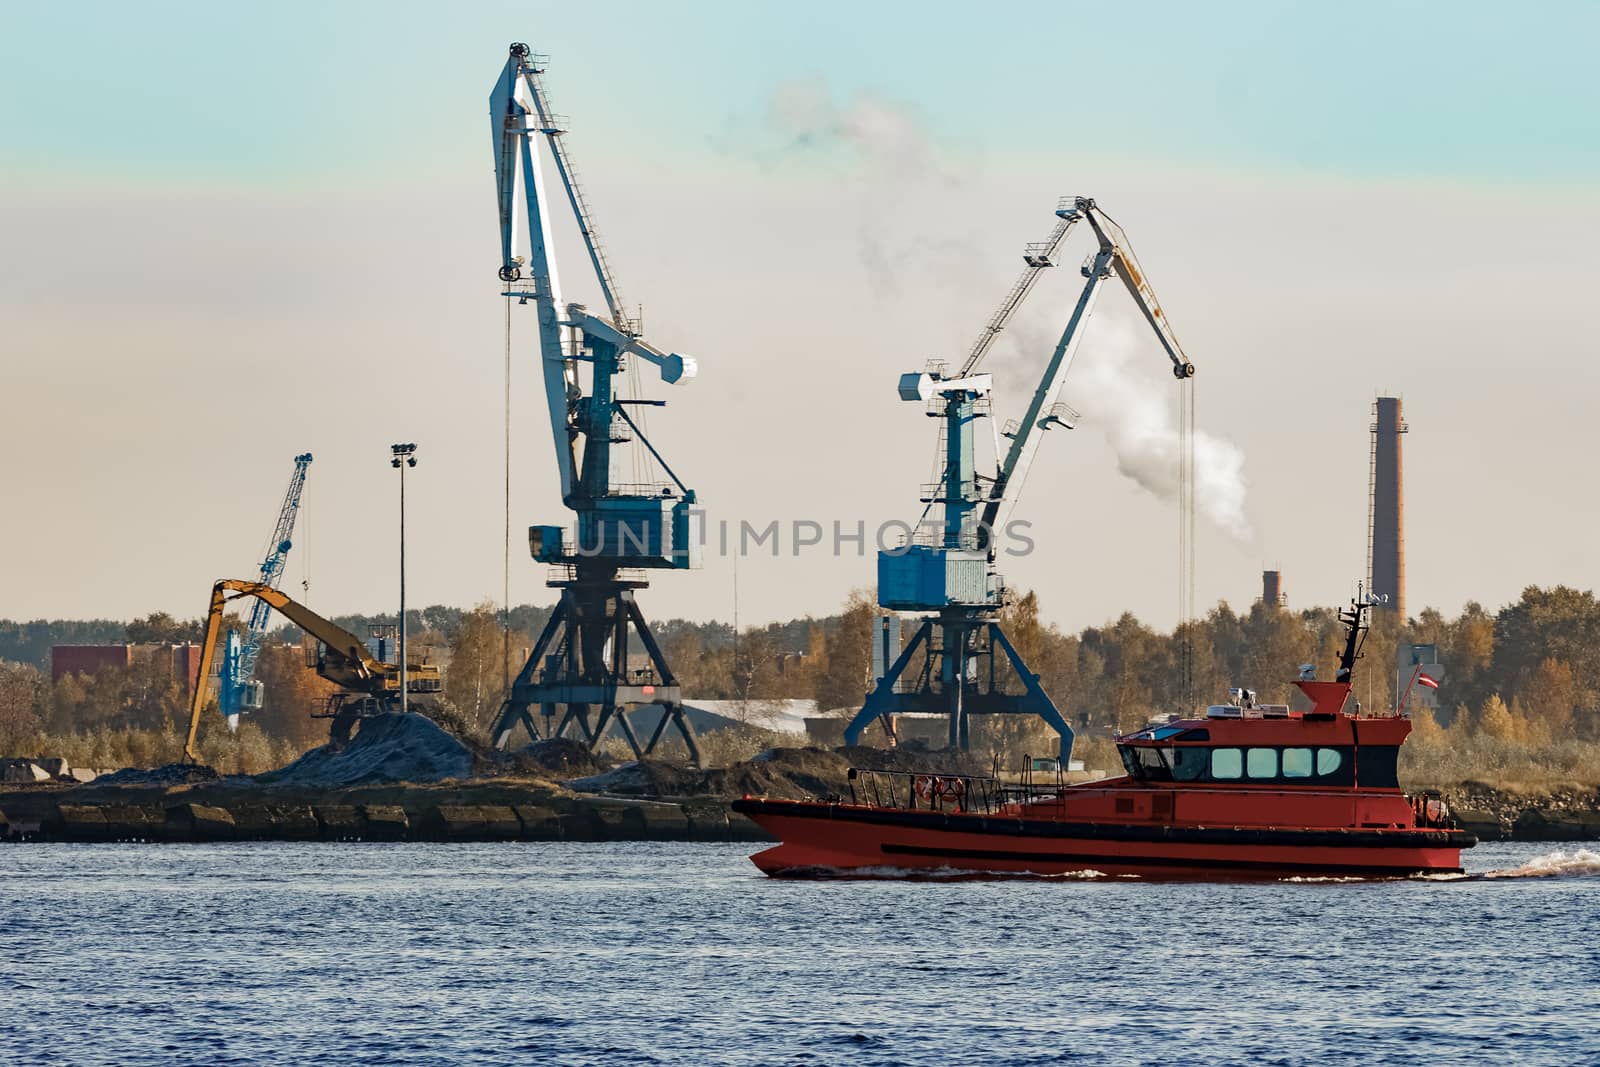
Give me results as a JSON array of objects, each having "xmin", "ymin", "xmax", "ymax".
[
  {"xmin": 1084, "ymin": 205, "xmax": 1195, "ymax": 381},
  {"xmin": 184, "ymin": 579, "xmax": 437, "ymax": 762},
  {"xmin": 978, "ymin": 198, "xmax": 1196, "ymax": 539},
  {"xmin": 220, "ymin": 453, "xmax": 312, "ymax": 727},
  {"xmin": 958, "ymin": 200, "xmax": 1083, "ymax": 378},
  {"xmin": 491, "ymin": 43, "xmax": 695, "ymax": 508}
]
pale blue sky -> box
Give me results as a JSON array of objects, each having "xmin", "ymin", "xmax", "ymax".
[
  {"xmin": 4, "ymin": 2, "xmax": 1599, "ymax": 628},
  {"xmin": 3, "ymin": 1, "xmax": 1595, "ymax": 187}
]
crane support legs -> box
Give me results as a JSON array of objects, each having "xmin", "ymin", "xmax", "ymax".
[
  {"xmin": 490, "ymin": 576, "xmax": 702, "ymax": 767},
  {"xmin": 841, "ymin": 614, "xmax": 1073, "ymax": 762}
]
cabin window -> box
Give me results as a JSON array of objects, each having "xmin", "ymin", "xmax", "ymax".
[
  {"xmin": 1281, "ymin": 748, "xmax": 1313, "ymax": 778},
  {"xmin": 1316, "ymin": 748, "xmax": 1343, "ymax": 776},
  {"xmin": 1210, "ymin": 748, "xmax": 1242, "ymax": 779},
  {"xmin": 1356, "ymin": 745, "xmax": 1400, "ymax": 788},
  {"xmin": 1169, "ymin": 746, "xmax": 1208, "ymax": 781},
  {"xmin": 1118, "ymin": 746, "xmax": 1172, "ymax": 781},
  {"xmin": 1246, "ymin": 748, "xmax": 1278, "ymax": 778}
]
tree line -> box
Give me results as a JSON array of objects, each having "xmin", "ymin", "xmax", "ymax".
[{"xmin": 3, "ymin": 584, "xmax": 1599, "ymax": 780}]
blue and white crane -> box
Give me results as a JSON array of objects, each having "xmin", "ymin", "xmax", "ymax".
[
  {"xmin": 218, "ymin": 452, "xmax": 312, "ymax": 728},
  {"xmin": 843, "ymin": 197, "xmax": 1196, "ymax": 759},
  {"xmin": 486, "ymin": 43, "xmax": 703, "ymax": 763}
]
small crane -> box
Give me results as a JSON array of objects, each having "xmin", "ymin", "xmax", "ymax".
[
  {"xmin": 486, "ymin": 43, "xmax": 703, "ymax": 764},
  {"xmin": 843, "ymin": 197, "xmax": 1196, "ymax": 759},
  {"xmin": 217, "ymin": 452, "xmax": 312, "ymax": 729}
]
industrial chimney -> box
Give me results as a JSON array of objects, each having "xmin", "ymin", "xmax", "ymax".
[
  {"xmin": 1367, "ymin": 397, "xmax": 1406, "ymax": 620},
  {"xmin": 1262, "ymin": 569, "xmax": 1284, "ymax": 609}
]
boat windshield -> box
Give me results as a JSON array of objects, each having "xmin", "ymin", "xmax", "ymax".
[{"xmin": 1118, "ymin": 745, "xmax": 1173, "ymax": 782}]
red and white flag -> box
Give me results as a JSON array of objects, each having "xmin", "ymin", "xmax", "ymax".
[{"xmin": 1416, "ymin": 672, "xmax": 1439, "ymax": 690}]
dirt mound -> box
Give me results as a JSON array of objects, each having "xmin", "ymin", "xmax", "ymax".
[
  {"xmin": 95, "ymin": 763, "xmax": 222, "ymax": 787},
  {"xmin": 513, "ymin": 738, "xmax": 612, "ymax": 778},
  {"xmin": 566, "ymin": 745, "xmax": 990, "ymax": 800},
  {"xmin": 257, "ymin": 713, "xmax": 473, "ymax": 789},
  {"xmin": 565, "ymin": 759, "xmax": 708, "ymax": 797}
]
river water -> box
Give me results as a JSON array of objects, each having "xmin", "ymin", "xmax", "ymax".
[{"xmin": 2, "ymin": 841, "xmax": 1596, "ymax": 1066}]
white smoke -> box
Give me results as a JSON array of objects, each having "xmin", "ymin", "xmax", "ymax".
[
  {"xmin": 763, "ymin": 81, "xmax": 972, "ymax": 298},
  {"xmin": 1070, "ymin": 316, "xmax": 1253, "ymax": 542},
  {"xmin": 766, "ymin": 80, "xmax": 940, "ymax": 179}
]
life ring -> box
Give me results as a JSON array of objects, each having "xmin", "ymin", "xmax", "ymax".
[
  {"xmin": 939, "ymin": 777, "xmax": 966, "ymax": 800},
  {"xmin": 913, "ymin": 775, "xmax": 936, "ymax": 802}
]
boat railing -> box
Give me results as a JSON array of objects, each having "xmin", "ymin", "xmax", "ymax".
[
  {"xmin": 846, "ymin": 768, "xmax": 1061, "ymax": 815},
  {"xmin": 1410, "ymin": 790, "xmax": 1458, "ymax": 830}
]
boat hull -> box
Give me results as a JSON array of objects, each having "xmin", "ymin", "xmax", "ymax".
[{"xmin": 733, "ymin": 798, "xmax": 1473, "ymax": 879}]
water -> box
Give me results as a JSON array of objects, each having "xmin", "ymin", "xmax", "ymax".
[{"xmin": 2, "ymin": 842, "xmax": 1596, "ymax": 1066}]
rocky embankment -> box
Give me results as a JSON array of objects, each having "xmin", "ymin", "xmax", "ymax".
[
  {"xmin": 2, "ymin": 713, "xmax": 1596, "ymax": 843},
  {"xmin": 1439, "ymin": 782, "xmax": 1600, "ymax": 842}
]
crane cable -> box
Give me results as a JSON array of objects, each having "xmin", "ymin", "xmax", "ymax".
[
  {"xmin": 1177, "ymin": 375, "xmax": 1196, "ymax": 712},
  {"xmin": 504, "ymin": 297, "xmax": 513, "ymax": 697}
]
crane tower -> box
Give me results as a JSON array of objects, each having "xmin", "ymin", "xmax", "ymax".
[
  {"xmin": 218, "ymin": 452, "xmax": 312, "ymax": 728},
  {"xmin": 486, "ymin": 43, "xmax": 703, "ymax": 763},
  {"xmin": 843, "ymin": 198, "xmax": 1197, "ymax": 758}
]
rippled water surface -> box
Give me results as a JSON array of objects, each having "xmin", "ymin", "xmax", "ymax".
[{"xmin": 2, "ymin": 841, "xmax": 1596, "ymax": 1066}]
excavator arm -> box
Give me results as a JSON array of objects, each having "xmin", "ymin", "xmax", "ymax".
[{"xmin": 183, "ymin": 579, "xmax": 387, "ymax": 762}]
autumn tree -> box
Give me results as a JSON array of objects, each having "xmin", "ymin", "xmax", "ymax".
[
  {"xmin": 1512, "ymin": 657, "xmax": 1580, "ymax": 744},
  {"xmin": 0, "ymin": 661, "xmax": 44, "ymax": 752},
  {"xmin": 445, "ymin": 602, "xmax": 518, "ymax": 731},
  {"xmin": 814, "ymin": 590, "xmax": 877, "ymax": 713},
  {"xmin": 1476, "ymin": 694, "xmax": 1518, "ymax": 741}
]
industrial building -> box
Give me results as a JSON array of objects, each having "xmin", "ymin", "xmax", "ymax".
[{"xmin": 50, "ymin": 644, "xmax": 202, "ymax": 697}]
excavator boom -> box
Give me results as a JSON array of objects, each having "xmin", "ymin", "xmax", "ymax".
[{"xmin": 183, "ymin": 579, "xmax": 436, "ymax": 762}]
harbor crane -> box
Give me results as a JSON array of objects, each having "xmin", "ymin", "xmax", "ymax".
[
  {"xmin": 486, "ymin": 43, "xmax": 703, "ymax": 764},
  {"xmin": 184, "ymin": 579, "xmax": 442, "ymax": 762},
  {"xmin": 217, "ymin": 453, "xmax": 312, "ymax": 729},
  {"xmin": 843, "ymin": 197, "xmax": 1197, "ymax": 759}
]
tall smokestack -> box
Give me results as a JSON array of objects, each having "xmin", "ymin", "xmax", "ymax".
[
  {"xmin": 1262, "ymin": 569, "xmax": 1284, "ymax": 609},
  {"xmin": 1368, "ymin": 397, "xmax": 1406, "ymax": 620}
]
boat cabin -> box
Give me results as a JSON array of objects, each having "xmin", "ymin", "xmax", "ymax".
[{"xmin": 1115, "ymin": 679, "xmax": 1411, "ymax": 791}]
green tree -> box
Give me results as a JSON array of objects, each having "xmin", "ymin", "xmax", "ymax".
[{"xmin": 126, "ymin": 612, "xmax": 201, "ymax": 644}]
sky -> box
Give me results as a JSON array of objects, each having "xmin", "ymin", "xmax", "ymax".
[{"xmin": 2, "ymin": 1, "xmax": 1598, "ymax": 633}]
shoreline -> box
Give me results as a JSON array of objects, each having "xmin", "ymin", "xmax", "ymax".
[{"xmin": 2, "ymin": 778, "xmax": 1596, "ymax": 844}]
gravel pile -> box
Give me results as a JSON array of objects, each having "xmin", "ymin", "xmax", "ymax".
[
  {"xmin": 258, "ymin": 713, "xmax": 473, "ymax": 789},
  {"xmin": 95, "ymin": 763, "xmax": 222, "ymax": 786},
  {"xmin": 567, "ymin": 745, "xmax": 993, "ymax": 800}
]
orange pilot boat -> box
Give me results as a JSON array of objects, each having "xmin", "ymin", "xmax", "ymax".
[{"xmin": 734, "ymin": 594, "xmax": 1474, "ymax": 879}]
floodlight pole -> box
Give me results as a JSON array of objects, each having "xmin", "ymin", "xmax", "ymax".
[{"xmin": 391, "ymin": 443, "xmax": 418, "ymax": 715}]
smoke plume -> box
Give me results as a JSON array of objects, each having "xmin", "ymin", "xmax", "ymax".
[
  {"xmin": 762, "ymin": 81, "xmax": 972, "ymax": 298},
  {"xmin": 1070, "ymin": 316, "xmax": 1253, "ymax": 542}
]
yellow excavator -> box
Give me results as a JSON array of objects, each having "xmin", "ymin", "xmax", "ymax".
[{"xmin": 183, "ymin": 579, "xmax": 442, "ymax": 762}]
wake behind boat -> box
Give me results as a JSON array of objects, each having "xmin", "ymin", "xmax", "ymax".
[{"xmin": 734, "ymin": 593, "xmax": 1476, "ymax": 879}]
